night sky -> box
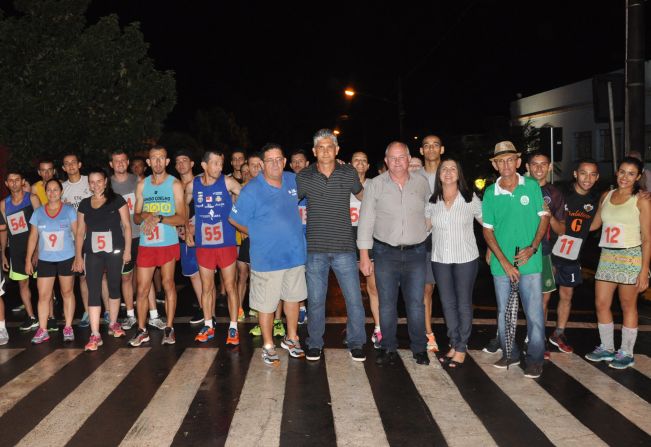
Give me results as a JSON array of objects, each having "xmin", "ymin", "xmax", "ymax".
[{"xmin": 10, "ymin": 1, "xmax": 651, "ymax": 161}]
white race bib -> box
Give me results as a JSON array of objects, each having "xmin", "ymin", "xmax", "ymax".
[
  {"xmin": 202, "ymin": 222, "xmax": 224, "ymax": 245},
  {"xmin": 123, "ymin": 193, "xmax": 136, "ymax": 215},
  {"xmin": 91, "ymin": 231, "xmax": 113, "ymax": 253},
  {"xmin": 599, "ymin": 224, "xmax": 625, "ymax": 249},
  {"xmin": 42, "ymin": 230, "xmax": 64, "ymax": 252},
  {"xmin": 552, "ymin": 235, "xmax": 583, "ymax": 260},
  {"xmin": 350, "ymin": 205, "xmax": 360, "ymax": 227},
  {"xmin": 145, "ymin": 223, "xmax": 162, "ymax": 242},
  {"xmin": 7, "ymin": 211, "xmax": 28, "ymax": 236},
  {"xmin": 298, "ymin": 205, "xmax": 307, "ymax": 226}
]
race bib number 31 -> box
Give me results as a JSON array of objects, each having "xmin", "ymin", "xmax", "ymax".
[
  {"xmin": 599, "ymin": 224, "xmax": 625, "ymax": 249},
  {"xmin": 202, "ymin": 222, "xmax": 224, "ymax": 245},
  {"xmin": 8, "ymin": 211, "xmax": 28, "ymax": 236},
  {"xmin": 146, "ymin": 224, "xmax": 162, "ymax": 242},
  {"xmin": 91, "ymin": 231, "xmax": 113, "ymax": 253},
  {"xmin": 552, "ymin": 235, "xmax": 583, "ymax": 260},
  {"xmin": 42, "ymin": 230, "xmax": 64, "ymax": 252}
]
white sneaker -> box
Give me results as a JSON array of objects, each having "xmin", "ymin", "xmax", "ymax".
[
  {"xmin": 0, "ymin": 327, "xmax": 8, "ymax": 345},
  {"xmin": 148, "ymin": 316, "xmax": 166, "ymax": 330}
]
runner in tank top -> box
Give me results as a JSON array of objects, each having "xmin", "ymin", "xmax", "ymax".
[
  {"xmin": 129, "ymin": 146, "xmax": 186, "ymax": 347},
  {"xmin": 25, "ymin": 179, "xmax": 78, "ymax": 344},
  {"xmin": 186, "ymin": 150, "xmax": 241, "ymax": 345}
]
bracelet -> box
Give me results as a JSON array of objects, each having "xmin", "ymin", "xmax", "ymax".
[{"xmin": 529, "ymin": 245, "xmax": 538, "ymax": 254}]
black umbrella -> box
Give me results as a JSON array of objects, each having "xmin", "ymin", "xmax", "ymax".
[{"xmin": 504, "ymin": 247, "xmax": 520, "ymax": 367}]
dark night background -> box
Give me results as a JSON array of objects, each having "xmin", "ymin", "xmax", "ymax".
[{"xmin": 6, "ymin": 1, "xmax": 651, "ymax": 164}]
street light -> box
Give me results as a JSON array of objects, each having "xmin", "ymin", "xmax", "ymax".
[{"xmin": 344, "ymin": 88, "xmax": 356, "ymax": 98}]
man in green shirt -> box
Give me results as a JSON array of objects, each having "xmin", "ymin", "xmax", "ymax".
[{"xmin": 482, "ymin": 141, "xmax": 550, "ymax": 379}]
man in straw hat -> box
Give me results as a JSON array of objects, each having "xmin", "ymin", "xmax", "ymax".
[{"xmin": 481, "ymin": 141, "xmax": 550, "ymax": 378}]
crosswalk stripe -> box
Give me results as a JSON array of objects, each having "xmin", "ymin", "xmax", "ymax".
[
  {"xmin": 399, "ymin": 351, "xmax": 497, "ymax": 447},
  {"xmin": 633, "ymin": 354, "xmax": 651, "ymax": 379},
  {"xmin": 470, "ymin": 350, "xmax": 606, "ymax": 446},
  {"xmin": 225, "ymin": 348, "xmax": 288, "ymax": 447},
  {"xmin": 17, "ymin": 348, "xmax": 149, "ymax": 447},
  {"xmin": 325, "ymin": 349, "xmax": 389, "ymax": 447},
  {"xmin": 550, "ymin": 352, "xmax": 651, "ymax": 436},
  {"xmin": 0, "ymin": 348, "xmax": 24, "ymax": 365},
  {"xmin": 0, "ymin": 349, "xmax": 82, "ymax": 418},
  {"xmin": 119, "ymin": 348, "xmax": 218, "ymax": 447}
]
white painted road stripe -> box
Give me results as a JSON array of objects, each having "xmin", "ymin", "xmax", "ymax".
[
  {"xmin": 120, "ymin": 348, "xmax": 218, "ymax": 447},
  {"xmin": 225, "ymin": 348, "xmax": 288, "ymax": 447},
  {"xmin": 0, "ymin": 349, "xmax": 82, "ymax": 418},
  {"xmin": 632, "ymin": 354, "xmax": 651, "ymax": 379},
  {"xmin": 0, "ymin": 348, "xmax": 24, "ymax": 365},
  {"xmin": 471, "ymin": 351, "xmax": 607, "ymax": 446},
  {"xmin": 325, "ymin": 349, "xmax": 389, "ymax": 447},
  {"xmin": 17, "ymin": 348, "xmax": 149, "ymax": 447},
  {"xmin": 399, "ymin": 350, "xmax": 497, "ymax": 447},
  {"xmin": 550, "ymin": 352, "xmax": 651, "ymax": 436}
]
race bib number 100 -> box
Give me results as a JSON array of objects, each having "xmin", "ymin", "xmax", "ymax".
[
  {"xmin": 202, "ymin": 222, "xmax": 224, "ymax": 245},
  {"xmin": 91, "ymin": 231, "xmax": 113, "ymax": 253},
  {"xmin": 42, "ymin": 230, "xmax": 64, "ymax": 252},
  {"xmin": 552, "ymin": 235, "xmax": 583, "ymax": 260},
  {"xmin": 8, "ymin": 211, "xmax": 28, "ymax": 236}
]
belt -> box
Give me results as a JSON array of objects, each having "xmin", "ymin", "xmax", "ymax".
[{"xmin": 373, "ymin": 238, "xmax": 426, "ymax": 251}]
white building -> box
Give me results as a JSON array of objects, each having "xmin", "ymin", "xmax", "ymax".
[{"xmin": 510, "ymin": 61, "xmax": 651, "ymax": 181}]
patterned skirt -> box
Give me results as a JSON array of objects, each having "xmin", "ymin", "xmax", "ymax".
[{"xmin": 595, "ymin": 246, "xmax": 642, "ymax": 285}]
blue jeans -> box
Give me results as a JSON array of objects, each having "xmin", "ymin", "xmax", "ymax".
[
  {"xmin": 373, "ymin": 242, "xmax": 427, "ymax": 354},
  {"xmin": 493, "ymin": 273, "xmax": 545, "ymax": 365},
  {"xmin": 306, "ymin": 252, "xmax": 366, "ymax": 350},
  {"xmin": 431, "ymin": 259, "xmax": 478, "ymax": 353}
]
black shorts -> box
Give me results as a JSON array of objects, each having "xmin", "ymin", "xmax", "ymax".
[
  {"xmin": 554, "ymin": 261, "xmax": 582, "ymax": 287},
  {"xmin": 122, "ymin": 237, "xmax": 140, "ymax": 274},
  {"xmin": 238, "ymin": 237, "xmax": 250, "ymax": 264},
  {"xmin": 38, "ymin": 257, "xmax": 74, "ymax": 278},
  {"xmin": 8, "ymin": 245, "xmax": 28, "ymax": 276}
]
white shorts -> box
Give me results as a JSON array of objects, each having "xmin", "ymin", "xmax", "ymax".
[{"xmin": 249, "ymin": 265, "xmax": 307, "ymax": 313}]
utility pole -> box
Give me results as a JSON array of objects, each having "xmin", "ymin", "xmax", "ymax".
[{"xmin": 625, "ymin": 0, "xmax": 645, "ymax": 155}]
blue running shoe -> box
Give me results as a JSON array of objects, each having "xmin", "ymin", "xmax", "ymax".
[
  {"xmin": 585, "ymin": 345, "xmax": 616, "ymax": 362},
  {"xmin": 608, "ymin": 350, "xmax": 635, "ymax": 369}
]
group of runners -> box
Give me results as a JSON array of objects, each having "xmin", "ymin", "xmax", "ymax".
[{"xmin": 0, "ymin": 130, "xmax": 648, "ymax": 376}]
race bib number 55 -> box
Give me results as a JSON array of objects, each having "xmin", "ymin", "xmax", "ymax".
[{"xmin": 202, "ymin": 222, "xmax": 224, "ymax": 245}]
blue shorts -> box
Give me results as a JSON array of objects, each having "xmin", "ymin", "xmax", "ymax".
[{"xmin": 180, "ymin": 242, "xmax": 199, "ymax": 277}]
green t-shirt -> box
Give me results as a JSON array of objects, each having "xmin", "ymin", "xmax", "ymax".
[{"xmin": 482, "ymin": 174, "xmax": 545, "ymax": 276}]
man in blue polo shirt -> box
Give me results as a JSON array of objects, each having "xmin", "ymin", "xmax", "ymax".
[{"xmin": 229, "ymin": 143, "xmax": 307, "ymax": 366}]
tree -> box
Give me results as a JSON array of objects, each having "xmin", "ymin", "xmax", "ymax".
[{"xmin": 0, "ymin": 0, "xmax": 176, "ymax": 169}]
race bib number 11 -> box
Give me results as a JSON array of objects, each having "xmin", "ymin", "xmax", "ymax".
[{"xmin": 552, "ymin": 235, "xmax": 583, "ymax": 260}]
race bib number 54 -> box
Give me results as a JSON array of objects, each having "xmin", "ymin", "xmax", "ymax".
[
  {"xmin": 552, "ymin": 235, "xmax": 583, "ymax": 260},
  {"xmin": 8, "ymin": 211, "xmax": 28, "ymax": 236}
]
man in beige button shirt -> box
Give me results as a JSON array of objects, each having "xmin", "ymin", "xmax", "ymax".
[{"xmin": 357, "ymin": 141, "xmax": 431, "ymax": 366}]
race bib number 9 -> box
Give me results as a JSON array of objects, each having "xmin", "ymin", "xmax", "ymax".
[
  {"xmin": 146, "ymin": 224, "xmax": 162, "ymax": 242},
  {"xmin": 91, "ymin": 231, "xmax": 113, "ymax": 253},
  {"xmin": 123, "ymin": 193, "xmax": 135, "ymax": 215},
  {"xmin": 298, "ymin": 205, "xmax": 307, "ymax": 226},
  {"xmin": 350, "ymin": 206, "xmax": 360, "ymax": 227},
  {"xmin": 552, "ymin": 235, "xmax": 583, "ymax": 260},
  {"xmin": 8, "ymin": 211, "xmax": 28, "ymax": 236},
  {"xmin": 599, "ymin": 224, "xmax": 625, "ymax": 249},
  {"xmin": 42, "ymin": 230, "xmax": 64, "ymax": 252},
  {"xmin": 202, "ymin": 222, "xmax": 224, "ymax": 245}
]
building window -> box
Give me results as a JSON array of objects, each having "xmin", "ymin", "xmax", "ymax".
[
  {"xmin": 599, "ymin": 128, "xmax": 623, "ymax": 161},
  {"xmin": 574, "ymin": 131, "xmax": 592, "ymax": 160}
]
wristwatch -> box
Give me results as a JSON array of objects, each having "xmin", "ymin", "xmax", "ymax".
[
  {"xmin": 157, "ymin": 215, "xmax": 164, "ymax": 224},
  {"xmin": 529, "ymin": 245, "xmax": 538, "ymax": 254}
]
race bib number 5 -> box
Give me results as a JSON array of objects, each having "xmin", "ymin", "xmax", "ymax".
[
  {"xmin": 599, "ymin": 224, "xmax": 625, "ymax": 248},
  {"xmin": 91, "ymin": 231, "xmax": 113, "ymax": 253},
  {"xmin": 8, "ymin": 211, "xmax": 28, "ymax": 236},
  {"xmin": 202, "ymin": 222, "xmax": 224, "ymax": 245},
  {"xmin": 350, "ymin": 206, "xmax": 360, "ymax": 227},
  {"xmin": 552, "ymin": 235, "xmax": 583, "ymax": 260},
  {"xmin": 43, "ymin": 230, "xmax": 64, "ymax": 252}
]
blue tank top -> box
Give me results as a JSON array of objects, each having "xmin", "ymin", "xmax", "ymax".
[
  {"xmin": 5, "ymin": 193, "xmax": 34, "ymax": 243},
  {"xmin": 140, "ymin": 175, "xmax": 179, "ymax": 247},
  {"xmin": 193, "ymin": 175, "xmax": 237, "ymax": 247},
  {"xmin": 28, "ymin": 204, "xmax": 77, "ymax": 262}
]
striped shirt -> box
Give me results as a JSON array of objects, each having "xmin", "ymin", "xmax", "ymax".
[
  {"xmin": 425, "ymin": 193, "xmax": 482, "ymax": 263},
  {"xmin": 297, "ymin": 163, "xmax": 363, "ymax": 253}
]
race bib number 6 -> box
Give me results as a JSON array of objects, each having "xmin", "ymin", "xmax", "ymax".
[
  {"xmin": 552, "ymin": 235, "xmax": 583, "ymax": 260},
  {"xmin": 91, "ymin": 231, "xmax": 113, "ymax": 253},
  {"xmin": 42, "ymin": 230, "xmax": 64, "ymax": 252},
  {"xmin": 202, "ymin": 222, "xmax": 224, "ymax": 245},
  {"xmin": 599, "ymin": 224, "xmax": 625, "ymax": 248},
  {"xmin": 8, "ymin": 211, "xmax": 28, "ymax": 236}
]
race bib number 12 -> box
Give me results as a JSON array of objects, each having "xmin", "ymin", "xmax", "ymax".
[
  {"xmin": 552, "ymin": 235, "xmax": 583, "ymax": 260},
  {"xmin": 599, "ymin": 224, "xmax": 625, "ymax": 249}
]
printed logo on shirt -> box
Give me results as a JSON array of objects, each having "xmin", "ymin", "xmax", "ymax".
[
  {"xmin": 288, "ymin": 188, "xmax": 297, "ymax": 197},
  {"xmin": 520, "ymin": 195, "xmax": 530, "ymax": 206},
  {"xmin": 584, "ymin": 204, "xmax": 594, "ymax": 212},
  {"xmin": 543, "ymin": 196, "xmax": 551, "ymax": 205}
]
